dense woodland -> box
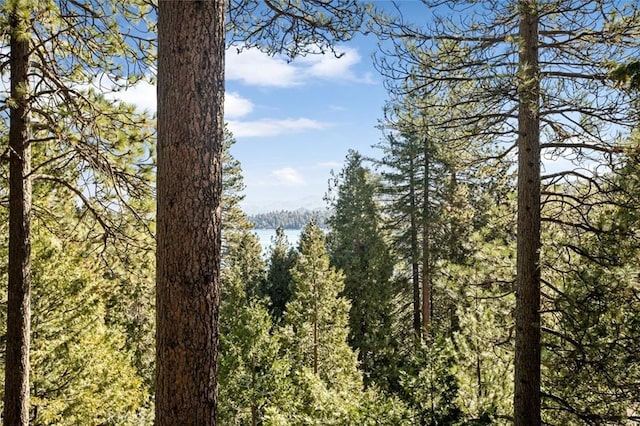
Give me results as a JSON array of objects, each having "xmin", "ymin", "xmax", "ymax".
[
  {"xmin": 1, "ymin": 0, "xmax": 640, "ymax": 425},
  {"xmin": 247, "ymin": 209, "xmax": 330, "ymax": 230}
]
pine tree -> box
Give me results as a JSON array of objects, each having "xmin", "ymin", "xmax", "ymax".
[
  {"xmin": 376, "ymin": 129, "xmax": 424, "ymax": 338},
  {"xmin": 1, "ymin": 1, "xmax": 156, "ymax": 420},
  {"xmin": 513, "ymin": 1, "xmax": 542, "ymax": 421},
  {"xmin": 5, "ymin": 1, "xmax": 32, "ymax": 421},
  {"xmin": 374, "ymin": 1, "xmax": 640, "ymax": 421},
  {"xmin": 326, "ymin": 150, "xmax": 398, "ymax": 390},
  {"xmin": 218, "ymin": 239, "xmax": 291, "ymax": 425},
  {"xmin": 537, "ymin": 132, "xmax": 640, "ymax": 423},
  {"xmin": 156, "ymin": 2, "xmax": 366, "ymax": 421},
  {"xmin": 262, "ymin": 227, "xmax": 298, "ymax": 322},
  {"xmin": 155, "ymin": 2, "xmax": 225, "ymax": 423},
  {"xmin": 281, "ymin": 221, "xmax": 364, "ymax": 423},
  {"xmin": 28, "ymin": 232, "xmax": 151, "ymax": 425},
  {"xmin": 0, "ymin": 184, "xmax": 155, "ymax": 423}
]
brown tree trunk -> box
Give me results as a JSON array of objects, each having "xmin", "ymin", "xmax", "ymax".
[
  {"xmin": 408, "ymin": 155, "xmax": 421, "ymax": 339},
  {"xmin": 421, "ymin": 137, "xmax": 431, "ymax": 335},
  {"xmin": 155, "ymin": 1, "xmax": 225, "ymax": 425},
  {"xmin": 4, "ymin": 2, "xmax": 32, "ymax": 424},
  {"xmin": 514, "ymin": 0, "xmax": 541, "ymax": 424},
  {"xmin": 313, "ymin": 278, "xmax": 318, "ymax": 375}
]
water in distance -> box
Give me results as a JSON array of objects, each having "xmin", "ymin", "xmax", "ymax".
[{"xmin": 253, "ymin": 228, "xmax": 303, "ymax": 254}]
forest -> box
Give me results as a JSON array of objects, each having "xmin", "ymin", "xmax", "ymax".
[
  {"xmin": 1, "ymin": 0, "xmax": 640, "ymax": 425},
  {"xmin": 247, "ymin": 210, "xmax": 330, "ymax": 230}
]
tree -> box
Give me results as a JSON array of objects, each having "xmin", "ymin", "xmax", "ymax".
[
  {"xmin": 1, "ymin": 160, "xmax": 155, "ymax": 423},
  {"xmin": 261, "ymin": 227, "xmax": 298, "ymax": 322},
  {"xmin": 155, "ymin": 1, "xmax": 224, "ymax": 423},
  {"xmin": 28, "ymin": 231, "xmax": 151, "ymax": 425},
  {"xmin": 284, "ymin": 222, "xmax": 358, "ymax": 381},
  {"xmin": 376, "ymin": 103, "xmax": 485, "ymax": 342},
  {"xmin": 218, "ymin": 229, "xmax": 291, "ymax": 425},
  {"xmin": 217, "ymin": 129, "xmax": 291, "ymax": 425},
  {"xmin": 376, "ymin": 100, "xmax": 517, "ymax": 420},
  {"xmin": 1, "ymin": 1, "xmax": 155, "ymax": 421},
  {"xmin": 610, "ymin": 60, "xmax": 640, "ymax": 90},
  {"xmin": 281, "ymin": 221, "xmax": 364, "ymax": 423},
  {"xmin": 535, "ymin": 131, "xmax": 640, "ymax": 423},
  {"xmin": 376, "ymin": 129, "xmax": 424, "ymax": 338},
  {"xmin": 5, "ymin": 1, "xmax": 32, "ymax": 422},
  {"xmin": 326, "ymin": 150, "xmax": 397, "ymax": 389},
  {"xmin": 513, "ymin": 1, "xmax": 541, "ymax": 421},
  {"xmin": 373, "ymin": 0, "xmax": 640, "ymax": 421},
  {"xmin": 156, "ymin": 2, "xmax": 366, "ymax": 422}
]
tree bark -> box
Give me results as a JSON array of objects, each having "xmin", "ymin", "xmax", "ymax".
[
  {"xmin": 421, "ymin": 136, "xmax": 431, "ymax": 335},
  {"xmin": 4, "ymin": 2, "xmax": 32, "ymax": 424},
  {"xmin": 155, "ymin": 1, "xmax": 225, "ymax": 425},
  {"xmin": 408, "ymin": 155, "xmax": 421, "ymax": 339},
  {"xmin": 514, "ymin": 0, "xmax": 541, "ymax": 424}
]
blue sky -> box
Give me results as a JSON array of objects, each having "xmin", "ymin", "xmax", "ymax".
[
  {"xmin": 113, "ymin": 0, "xmax": 589, "ymax": 215},
  {"xmin": 225, "ymin": 32, "xmax": 387, "ymax": 213},
  {"xmin": 120, "ymin": 27, "xmax": 389, "ymax": 214}
]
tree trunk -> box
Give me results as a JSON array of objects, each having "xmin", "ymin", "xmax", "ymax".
[
  {"xmin": 155, "ymin": 1, "xmax": 225, "ymax": 425},
  {"xmin": 514, "ymin": 0, "xmax": 541, "ymax": 424},
  {"xmin": 409, "ymin": 155, "xmax": 421, "ymax": 339},
  {"xmin": 421, "ymin": 137, "xmax": 431, "ymax": 335},
  {"xmin": 313, "ymin": 274, "xmax": 318, "ymax": 375},
  {"xmin": 4, "ymin": 2, "xmax": 32, "ymax": 424}
]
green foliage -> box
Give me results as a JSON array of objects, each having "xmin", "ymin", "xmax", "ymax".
[
  {"xmin": 1, "ymin": 4, "xmax": 157, "ymax": 420},
  {"xmin": 450, "ymin": 267, "xmax": 515, "ymax": 422},
  {"xmin": 539, "ymin": 160, "xmax": 640, "ymax": 423},
  {"xmin": 218, "ymin": 131, "xmax": 296, "ymax": 424},
  {"xmin": 542, "ymin": 259, "xmax": 640, "ymax": 423},
  {"xmin": 0, "ymin": 226, "xmax": 152, "ymax": 425},
  {"xmin": 0, "ymin": 0, "xmax": 157, "ymax": 250},
  {"xmin": 326, "ymin": 150, "xmax": 400, "ymax": 391},
  {"xmin": 228, "ymin": 0, "xmax": 366, "ymax": 58},
  {"xmin": 2, "ymin": 2, "xmax": 639, "ymax": 424},
  {"xmin": 280, "ymin": 221, "xmax": 364, "ymax": 422},
  {"xmin": 283, "ymin": 222, "xmax": 360, "ymax": 386},
  {"xmin": 219, "ymin": 252, "xmax": 291, "ymax": 425},
  {"xmin": 400, "ymin": 337, "xmax": 463, "ymax": 425},
  {"xmin": 261, "ymin": 227, "xmax": 298, "ymax": 321},
  {"xmin": 609, "ymin": 60, "xmax": 640, "ymax": 90}
]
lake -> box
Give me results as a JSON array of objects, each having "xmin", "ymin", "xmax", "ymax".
[{"xmin": 253, "ymin": 228, "xmax": 303, "ymax": 254}]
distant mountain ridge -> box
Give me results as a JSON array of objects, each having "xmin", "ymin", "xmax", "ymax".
[{"xmin": 248, "ymin": 208, "xmax": 330, "ymax": 229}]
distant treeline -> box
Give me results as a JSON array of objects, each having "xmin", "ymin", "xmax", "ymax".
[{"xmin": 248, "ymin": 208, "xmax": 330, "ymax": 229}]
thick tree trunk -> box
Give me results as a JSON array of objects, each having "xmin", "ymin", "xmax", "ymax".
[
  {"xmin": 155, "ymin": 1, "xmax": 225, "ymax": 425},
  {"xmin": 514, "ymin": 0, "xmax": 541, "ymax": 424},
  {"xmin": 4, "ymin": 3, "xmax": 32, "ymax": 425}
]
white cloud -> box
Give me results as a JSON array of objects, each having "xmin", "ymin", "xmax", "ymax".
[
  {"xmin": 227, "ymin": 117, "xmax": 329, "ymax": 138},
  {"xmin": 106, "ymin": 79, "xmax": 156, "ymax": 113},
  {"xmin": 226, "ymin": 49, "xmax": 302, "ymax": 87},
  {"xmin": 272, "ymin": 167, "xmax": 305, "ymax": 187},
  {"xmin": 225, "ymin": 92, "xmax": 253, "ymax": 119},
  {"xmin": 226, "ymin": 46, "xmax": 375, "ymax": 88},
  {"xmin": 299, "ymin": 47, "xmax": 374, "ymax": 83}
]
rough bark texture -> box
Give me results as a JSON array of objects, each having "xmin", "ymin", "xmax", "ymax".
[
  {"xmin": 155, "ymin": 1, "xmax": 225, "ymax": 424},
  {"xmin": 514, "ymin": 0, "xmax": 541, "ymax": 424},
  {"xmin": 4, "ymin": 3, "xmax": 32, "ymax": 424}
]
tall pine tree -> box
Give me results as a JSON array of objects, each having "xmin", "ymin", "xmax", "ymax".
[{"xmin": 326, "ymin": 150, "xmax": 399, "ymax": 391}]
